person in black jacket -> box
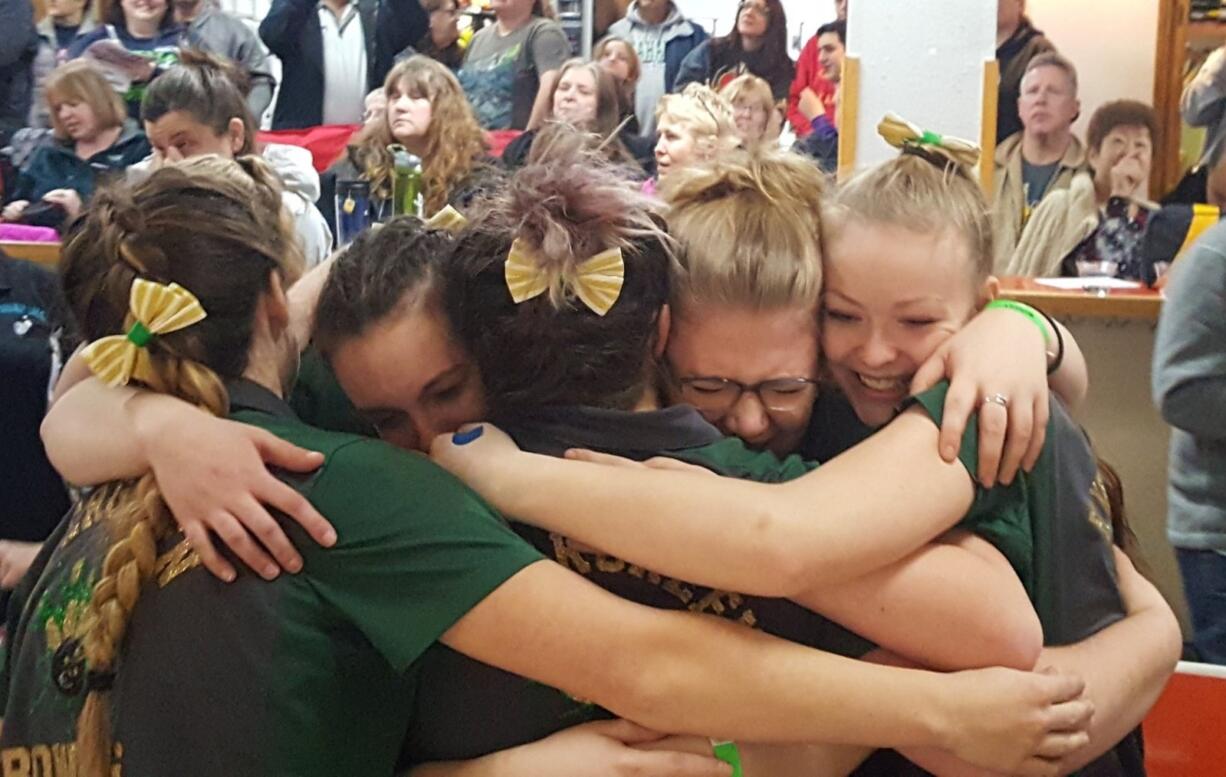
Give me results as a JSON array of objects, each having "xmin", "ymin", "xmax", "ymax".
[
  {"xmin": 0, "ymin": 0, "xmax": 39, "ymax": 142},
  {"xmin": 259, "ymin": 0, "xmax": 427, "ymax": 129}
]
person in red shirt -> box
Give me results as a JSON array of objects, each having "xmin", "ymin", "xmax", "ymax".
[{"xmin": 786, "ymin": 19, "xmax": 843, "ymax": 138}]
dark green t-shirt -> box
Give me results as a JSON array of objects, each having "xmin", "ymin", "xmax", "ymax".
[
  {"xmin": 402, "ymin": 405, "xmax": 872, "ymax": 766},
  {"xmin": 905, "ymin": 383, "xmax": 1125, "ymax": 644},
  {"xmin": 0, "ymin": 381, "xmax": 542, "ymax": 777}
]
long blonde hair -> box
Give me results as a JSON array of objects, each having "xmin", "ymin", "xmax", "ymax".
[
  {"xmin": 350, "ymin": 56, "xmax": 489, "ymax": 215},
  {"xmin": 656, "ymin": 83, "xmax": 742, "ymax": 161},
  {"xmin": 58, "ymin": 156, "xmax": 300, "ymax": 777},
  {"xmin": 664, "ymin": 148, "xmax": 826, "ymax": 311}
]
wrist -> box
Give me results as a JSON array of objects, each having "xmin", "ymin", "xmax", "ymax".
[{"xmin": 127, "ymin": 391, "xmax": 194, "ymax": 466}]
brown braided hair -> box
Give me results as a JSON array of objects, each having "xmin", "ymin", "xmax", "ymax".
[{"xmin": 58, "ymin": 155, "xmax": 301, "ymax": 776}]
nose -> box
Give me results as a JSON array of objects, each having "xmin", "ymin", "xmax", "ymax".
[
  {"xmin": 722, "ymin": 392, "xmax": 773, "ymax": 446},
  {"xmin": 858, "ymin": 328, "xmax": 897, "ymax": 369},
  {"xmin": 409, "ymin": 412, "xmax": 455, "ymax": 455}
]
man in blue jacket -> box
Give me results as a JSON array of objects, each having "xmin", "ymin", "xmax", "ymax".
[
  {"xmin": 607, "ymin": 0, "xmax": 706, "ymax": 136},
  {"xmin": 259, "ymin": 0, "xmax": 426, "ymax": 129}
]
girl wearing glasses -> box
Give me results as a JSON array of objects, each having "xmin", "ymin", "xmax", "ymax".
[{"xmin": 674, "ymin": 0, "xmax": 794, "ymax": 102}]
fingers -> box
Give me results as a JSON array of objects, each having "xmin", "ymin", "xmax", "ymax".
[
  {"xmin": 997, "ymin": 395, "xmax": 1034, "ymax": 486},
  {"xmin": 976, "ymin": 401, "xmax": 1008, "ymax": 488},
  {"xmin": 1047, "ymin": 697, "xmax": 1095, "ymax": 732},
  {"xmin": 627, "ymin": 750, "xmax": 733, "ymax": 777},
  {"xmin": 643, "ymin": 456, "xmax": 714, "ymax": 475},
  {"xmin": 564, "ymin": 449, "xmax": 645, "ymax": 468},
  {"xmin": 251, "ymin": 429, "xmax": 325, "ymax": 473},
  {"xmin": 207, "ymin": 511, "xmax": 280, "ymax": 581},
  {"xmin": 1040, "ymin": 670, "xmax": 1088, "ymax": 704},
  {"xmin": 1021, "ymin": 396, "xmax": 1048, "ymax": 473},
  {"xmin": 1036, "ymin": 731, "xmax": 1091, "ymax": 759},
  {"xmin": 581, "ymin": 718, "xmax": 666, "ymax": 745},
  {"xmin": 910, "ymin": 349, "xmax": 948, "ymax": 397},
  {"xmin": 182, "ymin": 521, "xmax": 237, "ymax": 583},
  {"xmin": 257, "ymin": 474, "xmax": 337, "ymax": 548},
  {"xmin": 938, "ymin": 376, "xmax": 977, "ymax": 463},
  {"xmin": 232, "ymin": 494, "xmax": 303, "ymax": 575}
]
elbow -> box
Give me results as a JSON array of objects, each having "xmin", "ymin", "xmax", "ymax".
[
  {"xmin": 995, "ymin": 609, "xmax": 1044, "ymax": 671},
  {"xmin": 743, "ymin": 503, "xmax": 819, "ymax": 597}
]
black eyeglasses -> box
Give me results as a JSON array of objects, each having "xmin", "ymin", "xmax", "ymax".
[{"xmin": 665, "ymin": 364, "xmax": 817, "ymax": 421}]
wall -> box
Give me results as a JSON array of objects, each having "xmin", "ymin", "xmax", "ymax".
[
  {"xmin": 845, "ymin": 0, "xmax": 996, "ymax": 173},
  {"xmin": 1025, "ymin": 0, "xmax": 1160, "ymax": 137}
]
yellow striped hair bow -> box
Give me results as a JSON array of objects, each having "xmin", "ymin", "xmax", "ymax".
[
  {"xmin": 504, "ymin": 238, "xmax": 625, "ymax": 317},
  {"xmin": 81, "ymin": 279, "xmax": 208, "ymax": 388},
  {"xmin": 425, "ymin": 205, "xmax": 468, "ymax": 233},
  {"xmin": 877, "ymin": 113, "xmax": 981, "ymax": 169}
]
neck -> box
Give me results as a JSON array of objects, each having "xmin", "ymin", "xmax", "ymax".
[
  {"xmin": 741, "ymin": 34, "xmax": 764, "ymax": 52},
  {"xmin": 54, "ymin": 10, "xmax": 84, "ymax": 26},
  {"xmin": 322, "ymin": 0, "xmax": 349, "ymax": 17},
  {"xmin": 174, "ymin": 0, "xmax": 203, "ymax": 22},
  {"xmin": 497, "ymin": 6, "xmax": 533, "ymax": 32},
  {"xmin": 1022, "ymin": 130, "xmax": 1071, "ymax": 165},
  {"xmin": 638, "ymin": 2, "xmax": 669, "ymax": 24},
  {"xmin": 399, "ymin": 135, "xmax": 428, "ymax": 156},
  {"xmin": 631, "ymin": 385, "xmax": 662, "ymax": 412},
  {"xmin": 76, "ymin": 124, "xmax": 122, "ymax": 157},
  {"xmin": 126, "ymin": 17, "xmax": 160, "ymax": 37},
  {"xmin": 1092, "ymin": 175, "xmax": 1113, "ymax": 205},
  {"xmin": 241, "ymin": 337, "xmax": 293, "ymax": 400}
]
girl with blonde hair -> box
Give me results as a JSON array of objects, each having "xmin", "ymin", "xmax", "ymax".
[
  {"xmin": 320, "ymin": 55, "xmax": 499, "ymax": 232},
  {"xmin": 720, "ymin": 72, "xmax": 781, "ymax": 148},
  {"xmin": 646, "ymin": 82, "xmax": 740, "ymax": 194}
]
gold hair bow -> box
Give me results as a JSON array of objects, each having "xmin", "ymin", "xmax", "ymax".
[
  {"xmin": 504, "ymin": 238, "xmax": 625, "ymax": 317},
  {"xmin": 877, "ymin": 113, "xmax": 981, "ymax": 169},
  {"xmin": 81, "ymin": 279, "xmax": 208, "ymax": 388},
  {"xmin": 425, "ymin": 205, "xmax": 468, "ymax": 233}
]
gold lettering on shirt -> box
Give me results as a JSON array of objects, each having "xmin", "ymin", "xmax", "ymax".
[
  {"xmin": 548, "ymin": 534, "xmax": 758, "ymax": 625},
  {"xmin": 0, "ymin": 742, "xmax": 122, "ymax": 777}
]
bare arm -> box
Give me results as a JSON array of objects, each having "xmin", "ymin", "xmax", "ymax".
[
  {"xmin": 795, "ymin": 531, "xmax": 1042, "ymax": 671},
  {"xmin": 525, "ymin": 69, "xmax": 560, "ymax": 131},
  {"xmin": 1039, "ymin": 550, "xmax": 1181, "ymax": 772},
  {"xmin": 433, "ymin": 407, "xmax": 976, "ymax": 597},
  {"xmin": 441, "ymin": 560, "xmax": 1091, "ymax": 774}
]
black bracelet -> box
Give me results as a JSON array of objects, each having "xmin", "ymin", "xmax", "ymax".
[{"xmin": 1037, "ymin": 307, "xmax": 1065, "ymax": 375}]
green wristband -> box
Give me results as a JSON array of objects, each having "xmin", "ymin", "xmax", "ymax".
[
  {"xmin": 711, "ymin": 740, "xmax": 744, "ymax": 777},
  {"xmin": 984, "ymin": 299, "xmax": 1052, "ymax": 347}
]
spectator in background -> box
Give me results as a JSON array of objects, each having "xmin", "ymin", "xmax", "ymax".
[
  {"xmin": 675, "ymin": 0, "xmax": 793, "ymax": 102},
  {"xmin": 259, "ymin": 0, "xmax": 427, "ymax": 129},
  {"xmin": 594, "ymin": 34, "xmax": 640, "ymax": 132},
  {"xmin": 1153, "ymin": 219, "xmax": 1226, "ymax": 665},
  {"xmin": 67, "ymin": 0, "xmax": 183, "ymax": 118},
  {"xmin": 646, "ymin": 82, "xmax": 739, "ymax": 195},
  {"xmin": 0, "ymin": 251, "xmax": 78, "ymax": 604},
  {"xmin": 30, "ymin": 0, "xmax": 98, "ymax": 126},
  {"xmin": 1007, "ymin": 100, "xmax": 1157, "ymax": 280},
  {"xmin": 321, "ymin": 55, "xmax": 498, "ymax": 231},
  {"xmin": 995, "ymin": 0, "xmax": 1055, "ymax": 144},
  {"xmin": 607, "ymin": 0, "xmax": 706, "ymax": 137},
  {"xmin": 0, "ymin": 0, "xmax": 39, "ymax": 139},
  {"xmin": 502, "ymin": 58, "xmax": 651, "ymax": 172},
  {"xmin": 362, "ymin": 86, "xmax": 387, "ymax": 125},
  {"xmin": 3, "ymin": 61, "xmax": 149, "ymax": 227},
  {"xmin": 721, "ymin": 73, "xmax": 779, "ymax": 149},
  {"xmin": 172, "ymin": 0, "xmax": 276, "ymax": 121},
  {"xmin": 457, "ymin": 0, "xmax": 570, "ymax": 131},
  {"xmin": 1181, "ymin": 44, "xmax": 1226, "ymax": 177},
  {"xmin": 835, "ymin": 0, "xmax": 847, "ymax": 20},
  {"xmin": 992, "ymin": 52, "xmax": 1085, "ymax": 270},
  {"xmin": 140, "ymin": 52, "xmax": 332, "ymax": 266},
  {"xmin": 786, "ymin": 19, "xmax": 842, "ymax": 139},
  {"xmin": 416, "ymin": 0, "xmax": 464, "ymax": 70}
]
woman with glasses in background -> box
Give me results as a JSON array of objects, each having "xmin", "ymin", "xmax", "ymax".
[{"xmin": 674, "ymin": 0, "xmax": 794, "ymax": 102}]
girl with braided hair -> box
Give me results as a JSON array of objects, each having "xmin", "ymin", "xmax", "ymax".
[{"xmin": 10, "ymin": 158, "xmax": 1095, "ymax": 777}]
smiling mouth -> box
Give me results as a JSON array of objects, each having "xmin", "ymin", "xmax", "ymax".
[{"xmin": 856, "ymin": 373, "xmax": 907, "ymax": 393}]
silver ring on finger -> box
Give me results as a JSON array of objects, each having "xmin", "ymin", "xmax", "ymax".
[{"xmin": 983, "ymin": 393, "xmax": 1010, "ymax": 409}]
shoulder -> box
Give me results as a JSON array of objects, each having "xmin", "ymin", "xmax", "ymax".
[
  {"xmin": 607, "ymin": 18, "xmax": 630, "ymax": 35},
  {"xmin": 995, "ymin": 131, "xmax": 1023, "ymax": 166}
]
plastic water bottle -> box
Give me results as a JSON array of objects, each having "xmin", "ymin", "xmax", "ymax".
[{"xmin": 389, "ymin": 144, "xmax": 423, "ymax": 217}]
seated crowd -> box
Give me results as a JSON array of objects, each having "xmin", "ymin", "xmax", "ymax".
[{"xmin": 0, "ymin": 0, "xmax": 1222, "ymax": 775}]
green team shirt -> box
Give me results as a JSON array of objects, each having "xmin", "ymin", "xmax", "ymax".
[
  {"xmin": 0, "ymin": 380, "xmax": 542, "ymax": 777},
  {"xmin": 403, "ymin": 405, "xmax": 871, "ymax": 766},
  {"xmin": 906, "ymin": 382, "xmax": 1126, "ymax": 644}
]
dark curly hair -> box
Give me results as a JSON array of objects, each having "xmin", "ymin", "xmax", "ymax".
[{"xmin": 442, "ymin": 131, "xmax": 673, "ymax": 415}]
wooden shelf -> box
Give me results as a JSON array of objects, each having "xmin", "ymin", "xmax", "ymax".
[
  {"xmin": 998, "ymin": 278, "xmax": 1163, "ymax": 322},
  {"xmin": 1188, "ymin": 19, "xmax": 1226, "ymax": 44}
]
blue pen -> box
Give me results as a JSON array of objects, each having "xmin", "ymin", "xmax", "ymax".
[{"xmin": 453, "ymin": 426, "xmax": 484, "ymax": 445}]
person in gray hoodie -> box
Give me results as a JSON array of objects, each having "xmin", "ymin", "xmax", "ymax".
[
  {"xmin": 1153, "ymin": 219, "xmax": 1226, "ymax": 665},
  {"xmin": 607, "ymin": 0, "xmax": 707, "ymax": 136},
  {"xmin": 173, "ymin": 0, "xmax": 276, "ymax": 121}
]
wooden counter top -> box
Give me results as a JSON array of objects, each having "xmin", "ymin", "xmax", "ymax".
[
  {"xmin": 998, "ymin": 277, "xmax": 1164, "ymax": 322},
  {"xmin": 1, "ymin": 241, "xmax": 60, "ymax": 268}
]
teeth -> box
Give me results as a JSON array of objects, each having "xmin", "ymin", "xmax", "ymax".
[{"xmin": 858, "ymin": 374, "xmax": 904, "ymax": 392}]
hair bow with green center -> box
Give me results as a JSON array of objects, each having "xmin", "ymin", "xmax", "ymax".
[
  {"xmin": 877, "ymin": 113, "xmax": 981, "ymax": 168},
  {"xmin": 504, "ymin": 238, "xmax": 626, "ymax": 317},
  {"xmin": 81, "ymin": 278, "xmax": 208, "ymax": 388},
  {"xmin": 424, "ymin": 204, "xmax": 468, "ymax": 233}
]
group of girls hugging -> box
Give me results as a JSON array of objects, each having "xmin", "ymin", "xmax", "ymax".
[{"xmin": 0, "ymin": 70, "xmax": 1183, "ymax": 777}]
